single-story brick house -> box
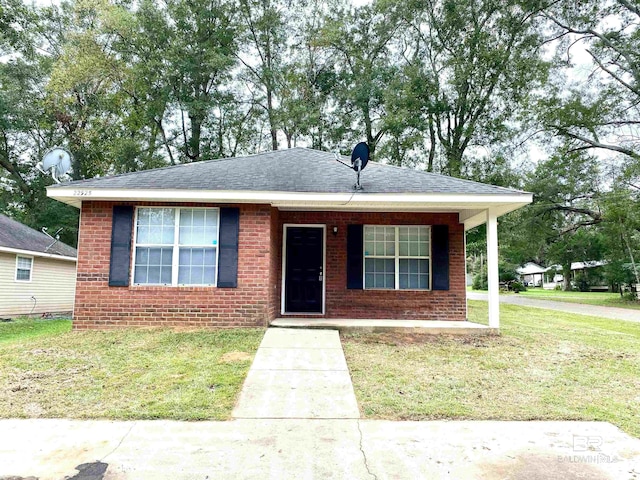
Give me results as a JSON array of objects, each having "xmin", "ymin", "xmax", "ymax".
[{"xmin": 47, "ymin": 148, "xmax": 531, "ymax": 330}]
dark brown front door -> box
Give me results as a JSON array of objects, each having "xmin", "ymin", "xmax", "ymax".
[{"xmin": 284, "ymin": 226, "xmax": 324, "ymax": 313}]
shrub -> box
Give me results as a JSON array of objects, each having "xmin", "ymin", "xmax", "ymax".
[
  {"xmin": 472, "ymin": 270, "xmax": 488, "ymax": 290},
  {"xmin": 511, "ymin": 281, "xmax": 527, "ymax": 293},
  {"xmin": 574, "ymin": 273, "xmax": 590, "ymax": 292},
  {"xmin": 554, "ymin": 284, "xmax": 562, "ymax": 291}
]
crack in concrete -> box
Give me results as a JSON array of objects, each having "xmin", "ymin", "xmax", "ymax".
[
  {"xmin": 100, "ymin": 422, "xmax": 136, "ymax": 462},
  {"xmin": 357, "ymin": 420, "xmax": 378, "ymax": 480}
]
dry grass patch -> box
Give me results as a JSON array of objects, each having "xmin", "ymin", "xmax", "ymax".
[
  {"xmin": 342, "ymin": 301, "xmax": 640, "ymax": 437},
  {"xmin": 0, "ymin": 318, "xmax": 264, "ymax": 420}
]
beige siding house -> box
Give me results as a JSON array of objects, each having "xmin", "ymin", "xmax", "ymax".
[{"xmin": 0, "ymin": 214, "xmax": 77, "ymax": 317}]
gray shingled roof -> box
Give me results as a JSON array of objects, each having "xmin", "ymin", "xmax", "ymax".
[
  {"xmin": 0, "ymin": 214, "xmax": 77, "ymax": 258},
  {"xmin": 49, "ymin": 147, "xmax": 524, "ymax": 195}
]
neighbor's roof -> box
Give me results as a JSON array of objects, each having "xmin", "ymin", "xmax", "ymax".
[
  {"xmin": 0, "ymin": 214, "xmax": 77, "ymax": 260},
  {"xmin": 47, "ymin": 148, "xmax": 532, "ymax": 230},
  {"xmin": 50, "ymin": 148, "xmax": 525, "ymax": 195},
  {"xmin": 517, "ymin": 262, "xmax": 547, "ymax": 275}
]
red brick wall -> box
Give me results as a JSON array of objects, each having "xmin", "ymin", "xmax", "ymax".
[
  {"xmin": 73, "ymin": 201, "xmax": 274, "ymax": 329},
  {"xmin": 74, "ymin": 202, "xmax": 467, "ymax": 329},
  {"xmin": 277, "ymin": 211, "xmax": 467, "ymax": 321},
  {"xmin": 267, "ymin": 207, "xmax": 280, "ymax": 320}
]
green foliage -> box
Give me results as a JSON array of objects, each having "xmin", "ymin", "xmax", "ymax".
[
  {"xmin": 511, "ymin": 281, "xmax": 526, "ymax": 293},
  {"xmin": 472, "ymin": 269, "xmax": 488, "ymax": 290},
  {"xmin": 573, "ymin": 273, "xmax": 590, "ymax": 292},
  {"xmin": 541, "ymin": 0, "xmax": 640, "ymax": 162}
]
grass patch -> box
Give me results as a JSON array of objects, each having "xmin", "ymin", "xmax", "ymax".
[
  {"xmin": 511, "ymin": 288, "xmax": 640, "ymax": 310},
  {"xmin": 0, "ymin": 319, "xmax": 264, "ymax": 420},
  {"xmin": 342, "ymin": 301, "xmax": 640, "ymax": 437}
]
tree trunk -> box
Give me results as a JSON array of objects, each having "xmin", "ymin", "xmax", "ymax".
[
  {"xmin": 622, "ymin": 229, "xmax": 640, "ymax": 297},
  {"xmin": 563, "ymin": 264, "xmax": 572, "ymax": 291},
  {"xmin": 266, "ymin": 88, "xmax": 278, "ymax": 150},
  {"xmin": 447, "ymin": 147, "xmax": 463, "ymax": 178},
  {"xmin": 427, "ymin": 118, "xmax": 436, "ymax": 172},
  {"xmin": 189, "ymin": 113, "xmax": 202, "ymax": 161}
]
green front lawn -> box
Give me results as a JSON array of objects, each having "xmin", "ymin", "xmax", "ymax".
[
  {"xmin": 0, "ymin": 318, "xmax": 263, "ymax": 420},
  {"xmin": 342, "ymin": 301, "xmax": 640, "ymax": 437},
  {"xmin": 511, "ymin": 288, "xmax": 640, "ymax": 310}
]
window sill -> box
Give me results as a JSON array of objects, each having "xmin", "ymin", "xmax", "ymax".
[
  {"xmin": 363, "ymin": 288, "xmax": 432, "ymax": 292},
  {"xmin": 130, "ymin": 284, "xmax": 218, "ymax": 291}
]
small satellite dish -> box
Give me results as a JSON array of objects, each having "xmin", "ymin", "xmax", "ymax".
[
  {"xmin": 334, "ymin": 142, "xmax": 371, "ymax": 190},
  {"xmin": 38, "ymin": 147, "xmax": 73, "ymax": 183},
  {"xmin": 351, "ymin": 142, "xmax": 369, "ymax": 172}
]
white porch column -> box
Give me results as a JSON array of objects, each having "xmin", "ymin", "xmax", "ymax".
[{"xmin": 486, "ymin": 208, "xmax": 500, "ymax": 328}]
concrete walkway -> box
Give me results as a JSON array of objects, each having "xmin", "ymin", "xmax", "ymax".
[
  {"xmin": 468, "ymin": 291, "xmax": 640, "ymax": 323},
  {"xmin": 1, "ymin": 418, "xmax": 638, "ymax": 479},
  {"xmin": 232, "ymin": 328, "xmax": 360, "ymax": 419}
]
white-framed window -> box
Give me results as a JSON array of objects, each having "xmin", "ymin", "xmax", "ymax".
[
  {"xmin": 132, "ymin": 207, "xmax": 220, "ymax": 286},
  {"xmin": 15, "ymin": 255, "xmax": 33, "ymax": 282},
  {"xmin": 363, "ymin": 225, "xmax": 431, "ymax": 290}
]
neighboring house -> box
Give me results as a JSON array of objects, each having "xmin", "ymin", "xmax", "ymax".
[
  {"xmin": 0, "ymin": 214, "xmax": 77, "ymax": 317},
  {"xmin": 517, "ymin": 262, "xmax": 546, "ymax": 287},
  {"xmin": 546, "ymin": 261, "xmax": 609, "ymax": 290},
  {"xmin": 47, "ymin": 148, "xmax": 532, "ymax": 330}
]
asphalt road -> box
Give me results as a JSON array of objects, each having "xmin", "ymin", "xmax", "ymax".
[{"xmin": 467, "ymin": 292, "xmax": 640, "ymax": 323}]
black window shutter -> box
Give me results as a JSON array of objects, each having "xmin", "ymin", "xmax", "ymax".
[
  {"xmin": 108, "ymin": 205, "xmax": 134, "ymax": 287},
  {"xmin": 347, "ymin": 224, "xmax": 364, "ymax": 289},
  {"xmin": 432, "ymin": 225, "xmax": 450, "ymax": 290},
  {"xmin": 217, "ymin": 207, "xmax": 240, "ymax": 288}
]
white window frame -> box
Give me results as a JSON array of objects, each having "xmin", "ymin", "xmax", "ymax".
[
  {"xmin": 15, "ymin": 255, "xmax": 33, "ymax": 282},
  {"xmin": 363, "ymin": 225, "xmax": 432, "ymax": 291},
  {"xmin": 131, "ymin": 206, "xmax": 220, "ymax": 286}
]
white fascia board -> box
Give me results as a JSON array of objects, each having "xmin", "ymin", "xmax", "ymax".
[
  {"xmin": 0, "ymin": 245, "xmax": 77, "ymax": 262},
  {"xmin": 47, "ymin": 186, "xmax": 533, "ymax": 211}
]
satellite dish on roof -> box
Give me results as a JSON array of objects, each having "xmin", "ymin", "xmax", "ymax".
[
  {"xmin": 37, "ymin": 147, "xmax": 73, "ymax": 183},
  {"xmin": 334, "ymin": 141, "xmax": 371, "ymax": 191},
  {"xmin": 351, "ymin": 142, "xmax": 369, "ymax": 172}
]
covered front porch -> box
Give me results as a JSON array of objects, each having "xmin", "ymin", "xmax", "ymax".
[{"xmin": 273, "ymin": 204, "xmax": 517, "ymax": 331}]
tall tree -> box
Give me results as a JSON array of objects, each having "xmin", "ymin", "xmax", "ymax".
[
  {"xmin": 397, "ymin": 0, "xmax": 550, "ymax": 177},
  {"xmin": 319, "ymin": 1, "xmax": 402, "ymax": 155},
  {"xmin": 542, "ymin": 0, "xmax": 640, "ymax": 163},
  {"xmin": 236, "ymin": 0, "xmax": 288, "ymax": 150}
]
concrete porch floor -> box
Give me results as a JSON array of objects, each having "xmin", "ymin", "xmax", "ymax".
[{"xmin": 270, "ymin": 318, "xmax": 498, "ymax": 335}]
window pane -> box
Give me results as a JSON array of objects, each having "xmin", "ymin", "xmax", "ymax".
[
  {"xmin": 364, "ymin": 226, "xmax": 395, "ymax": 257},
  {"xmin": 17, "ymin": 257, "xmax": 32, "ymax": 269},
  {"xmin": 399, "ymin": 259, "xmax": 429, "ymax": 290},
  {"xmin": 178, "ymin": 247, "xmax": 216, "ymax": 285},
  {"xmin": 398, "ymin": 226, "xmax": 429, "ymax": 258},
  {"xmin": 179, "ymin": 209, "xmax": 218, "ymax": 246},
  {"xmin": 148, "ymin": 266, "xmax": 161, "ymax": 284},
  {"xmin": 137, "ymin": 208, "xmax": 174, "ymax": 245},
  {"xmin": 134, "ymin": 247, "xmax": 173, "ymax": 284},
  {"xmin": 16, "ymin": 269, "xmax": 30, "ymax": 281},
  {"xmin": 364, "ymin": 258, "xmax": 395, "ymax": 289},
  {"xmin": 192, "ymin": 209, "xmax": 205, "ymax": 226}
]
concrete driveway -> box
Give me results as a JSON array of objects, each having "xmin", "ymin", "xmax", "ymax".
[
  {"xmin": 0, "ymin": 418, "xmax": 639, "ymax": 479},
  {"xmin": 468, "ymin": 291, "xmax": 640, "ymax": 323}
]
